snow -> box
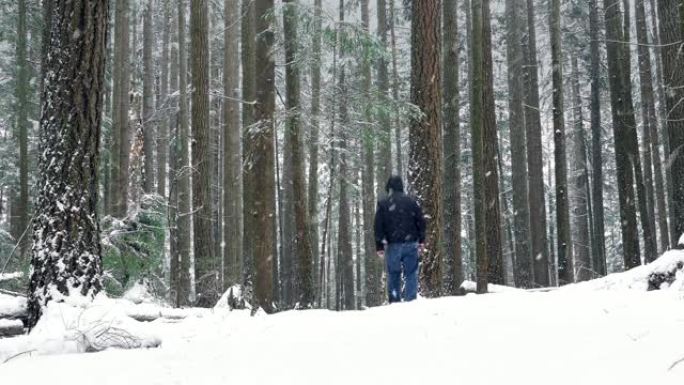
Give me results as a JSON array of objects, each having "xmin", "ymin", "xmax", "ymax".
[
  {"xmin": 679, "ymin": 233, "xmax": 684, "ymax": 247},
  {"xmin": 0, "ymin": 272, "xmax": 23, "ymax": 282},
  {"xmin": 0, "ymin": 319, "xmax": 22, "ymax": 329},
  {"xmin": 1, "ymin": 252, "xmax": 684, "ymax": 384},
  {"xmin": 0, "ymin": 293, "xmax": 26, "ymax": 318}
]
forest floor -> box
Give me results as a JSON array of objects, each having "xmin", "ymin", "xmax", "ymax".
[{"xmin": 1, "ymin": 251, "xmax": 684, "ymax": 384}]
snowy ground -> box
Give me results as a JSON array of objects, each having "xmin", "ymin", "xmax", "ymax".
[{"xmin": 2, "ymin": 252, "xmax": 684, "ymax": 384}]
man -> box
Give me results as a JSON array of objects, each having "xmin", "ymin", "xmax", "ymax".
[{"xmin": 374, "ymin": 176, "xmax": 426, "ymax": 303}]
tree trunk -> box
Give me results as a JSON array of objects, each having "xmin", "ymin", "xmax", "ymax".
[
  {"xmin": 28, "ymin": 0, "xmax": 108, "ymax": 329},
  {"xmin": 505, "ymin": 0, "xmax": 532, "ymax": 288},
  {"xmin": 157, "ymin": 0, "xmax": 171, "ymax": 198},
  {"xmin": 142, "ymin": 0, "xmax": 155, "ymax": 194},
  {"xmin": 223, "ymin": 0, "xmax": 242, "ymax": 291},
  {"xmin": 376, "ymin": 0, "xmax": 392, "ymax": 193},
  {"xmin": 283, "ymin": 0, "xmax": 314, "ymax": 308},
  {"xmin": 389, "ymin": 0, "xmax": 403, "ymax": 177},
  {"xmin": 168, "ymin": 3, "xmax": 181, "ymax": 306},
  {"xmin": 242, "ymin": 0, "xmax": 257, "ymax": 290},
  {"xmin": 471, "ymin": 0, "xmax": 487, "ymax": 293},
  {"xmin": 657, "ymin": 0, "xmax": 684, "ymax": 245},
  {"xmin": 589, "ymin": 0, "xmax": 606, "ymax": 276},
  {"xmin": 308, "ymin": 0, "xmax": 322, "ymax": 305},
  {"xmin": 551, "ymin": 0, "xmax": 573, "ymax": 284},
  {"xmin": 604, "ymin": 0, "xmax": 641, "ymax": 269},
  {"xmin": 523, "ymin": 0, "xmax": 549, "ymax": 286},
  {"xmin": 176, "ymin": 0, "xmax": 192, "ymax": 307},
  {"xmin": 442, "ymin": 0, "xmax": 464, "ymax": 294},
  {"xmin": 571, "ymin": 56, "xmax": 592, "ymax": 282},
  {"xmin": 251, "ymin": 0, "xmax": 276, "ymax": 312},
  {"xmin": 410, "ymin": 0, "xmax": 443, "ymax": 297}
]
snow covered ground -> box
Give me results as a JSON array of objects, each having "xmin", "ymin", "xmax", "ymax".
[{"xmin": 1, "ymin": 252, "xmax": 684, "ymax": 384}]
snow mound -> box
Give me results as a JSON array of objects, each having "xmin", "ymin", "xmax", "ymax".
[
  {"xmin": 0, "ymin": 294, "xmax": 161, "ymax": 364},
  {"xmin": 567, "ymin": 249, "xmax": 684, "ymax": 291},
  {"xmin": 0, "ymin": 293, "xmax": 27, "ymax": 318},
  {"xmin": 460, "ymin": 280, "xmax": 522, "ymax": 293},
  {"xmin": 214, "ymin": 284, "xmax": 252, "ymax": 311},
  {"xmin": 0, "ymin": 272, "xmax": 23, "ymax": 282},
  {"xmin": 122, "ymin": 280, "xmax": 156, "ymax": 305}
]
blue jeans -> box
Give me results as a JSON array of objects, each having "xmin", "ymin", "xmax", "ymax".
[{"xmin": 386, "ymin": 242, "xmax": 419, "ymax": 303}]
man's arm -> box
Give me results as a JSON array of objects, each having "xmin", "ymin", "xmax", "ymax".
[{"xmin": 374, "ymin": 202, "xmax": 386, "ymax": 252}]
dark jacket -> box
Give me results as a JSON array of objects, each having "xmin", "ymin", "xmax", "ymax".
[{"xmin": 374, "ymin": 176, "xmax": 426, "ymax": 251}]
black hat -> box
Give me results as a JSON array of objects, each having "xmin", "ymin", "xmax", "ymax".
[{"xmin": 385, "ymin": 175, "xmax": 404, "ymax": 194}]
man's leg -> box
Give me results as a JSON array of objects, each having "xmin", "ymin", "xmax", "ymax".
[
  {"xmin": 402, "ymin": 243, "xmax": 419, "ymax": 301},
  {"xmin": 386, "ymin": 244, "xmax": 402, "ymax": 303}
]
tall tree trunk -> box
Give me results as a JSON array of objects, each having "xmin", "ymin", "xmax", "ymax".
[
  {"xmin": 442, "ymin": 0, "xmax": 464, "ymax": 294},
  {"xmin": 604, "ymin": 0, "xmax": 641, "ymax": 269},
  {"xmin": 657, "ymin": 0, "xmax": 684, "ymax": 245},
  {"xmin": 223, "ymin": 0, "xmax": 242, "ymax": 290},
  {"xmin": 482, "ymin": 0, "xmax": 504, "ymax": 285},
  {"xmin": 242, "ymin": 0, "xmax": 257, "ymax": 289},
  {"xmin": 28, "ymin": 0, "xmax": 108, "ymax": 329},
  {"xmin": 410, "ymin": 0, "xmax": 443, "ymax": 297},
  {"xmin": 251, "ymin": 0, "xmax": 276, "ymax": 312},
  {"xmin": 551, "ymin": 0, "xmax": 573, "ymax": 284},
  {"xmin": 376, "ymin": 0, "xmax": 392, "ymax": 192},
  {"xmin": 505, "ymin": 0, "xmax": 532, "ymax": 288},
  {"xmin": 308, "ymin": 0, "xmax": 322, "ymax": 305},
  {"xmin": 389, "ymin": 0, "xmax": 403, "ymax": 177},
  {"xmin": 157, "ymin": 0, "xmax": 171, "ymax": 198},
  {"xmin": 283, "ymin": 0, "xmax": 314, "ymax": 308},
  {"xmin": 142, "ymin": 0, "xmax": 155, "ymax": 194},
  {"xmin": 176, "ymin": 0, "xmax": 192, "ymax": 307},
  {"xmin": 471, "ymin": 0, "xmax": 487, "ymax": 293},
  {"xmin": 361, "ymin": 0, "xmax": 381, "ymax": 307},
  {"xmin": 571, "ymin": 56, "xmax": 592, "ymax": 282},
  {"xmin": 523, "ymin": 0, "xmax": 549, "ymax": 286},
  {"xmin": 191, "ymin": 0, "xmax": 217, "ymax": 307},
  {"xmin": 589, "ymin": 0, "xmax": 606, "ymax": 276},
  {"xmin": 169, "ymin": 4, "xmax": 181, "ymax": 306},
  {"xmin": 13, "ymin": 0, "xmax": 29, "ymax": 258}
]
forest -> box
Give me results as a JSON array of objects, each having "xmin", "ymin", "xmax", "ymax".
[{"xmin": 0, "ymin": 0, "xmax": 682, "ymax": 327}]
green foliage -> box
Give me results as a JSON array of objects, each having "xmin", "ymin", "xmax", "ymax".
[{"xmin": 101, "ymin": 195, "xmax": 167, "ymax": 297}]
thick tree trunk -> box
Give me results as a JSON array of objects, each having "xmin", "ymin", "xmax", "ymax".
[
  {"xmin": 376, "ymin": 0, "xmax": 392, "ymax": 193},
  {"xmin": 604, "ymin": 0, "xmax": 641, "ymax": 269},
  {"xmin": 28, "ymin": 0, "xmax": 109, "ymax": 329},
  {"xmin": 551, "ymin": 0, "xmax": 573, "ymax": 284},
  {"xmin": 251, "ymin": 0, "xmax": 276, "ymax": 312},
  {"xmin": 142, "ymin": 0, "xmax": 155, "ymax": 194},
  {"xmin": 505, "ymin": 0, "xmax": 532, "ymax": 288},
  {"xmin": 657, "ymin": 0, "xmax": 684, "ymax": 244},
  {"xmin": 157, "ymin": 0, "xmax": 171, "ymax": 198},
  {"xmin": 523, "ymin": 0, "xmax": 549, "ymax": 286},
  {"xmin": 389, "ymin": 0, "xmax": 403, "ymax": 177},
  {"xmin": 176, "ymin": 0, "xmax": 192, "ymax": 307},
  {"xmin": 13, "ymin": 0, "xmax": 29, "ymax": 258},
  {"xmin": 169, "ymin": 4, "xmax": 181, "ymax": 306},
  {"xmin": 442, "ymin": 0, "xmax": 464, "ymax": 294},
  {"xmin": 308, "ymin": 0, "xmax": 322, "ymax": 305},
  {"xmin": 410, "ymin": 0, "xmax": 443, "ymax": 297},
  {"xmin": 589, "ymin": 0, "xmax": 606, "ymax": 276},
  {"xmin": 571, "ymin": 57, "xmax": 592, "ymax": 282},
  {"xmin": 223, "ymin": 0, "xmax": 242, "ymax": 290}
]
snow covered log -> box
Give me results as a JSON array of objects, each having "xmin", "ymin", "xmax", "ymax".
[
  {"xmin": 0, "ymin": 319, "xmax": 24, "ymax": 337},
  {"xmin": 0, "ymin": 293, "xmax": 27, "ymax": 320}
]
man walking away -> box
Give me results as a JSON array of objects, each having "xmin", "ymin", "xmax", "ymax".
[{"xmin": 374, "ymin": 176, "xmax": 426, "ymax": 303}]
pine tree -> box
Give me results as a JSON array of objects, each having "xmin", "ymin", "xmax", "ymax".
[
  {"xmin": 410, "ymin": 0, "xmax": 443, "ymax": 297},
  {"xmin": 28, "ymin": 0, "xmax": 109, "ymax": 329},
  {"xmin": 142, "ymin": 0, "xmax": 155, "ymax": 194}
]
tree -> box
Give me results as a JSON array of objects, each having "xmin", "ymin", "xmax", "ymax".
[
  {"xmin": 190, "ymin": 0, "xmax": 217, "ymax": 307},
  {"xmin": 442, "ymin": 0, "xmax": 464, "ymax": 294},
  {"xmin": 604, "ymin": 0, "xmax": 641, "ymax": 269},
  {"xmin": 176, "ymin": 0, "xmax": 192, "ymax": 307},
  {"xmin": 376, "ymin": 0, "xmax": 392, "ymax": 191},
  {"xmin": 12, "ymin": 0, "xmax": 29, "ymax": 258},
  {"xmin": 589, "ymin": 0, "xmax": 606, "ymax": 276},
  {"xmin": 657, "ymin": 0, "xmax": 684, "ymax": 244},
  {"xmin": 142, "ymin": 0, "xmax": 155, "ymax": 194},
  {"xmin": 28, "ymin": 0, "xmax": 109, "ymax": 328},
  {"xmin": 223, "ymin": 0, "xmax": 242, "ymax": 290},
  {"xmin": 523, "ymin": 0, "xmax": 549, "ymax": 286},
  {"xmin": 157, "ymin": 0, "xmax": 171, "ymax": 198},
  {"xmin": 551, "ymin": 0, "xmax": 572, "ymax": 284},
  {"xmin": 570, "ymin": 56, "xmax": 591, "ymax": 282},
  {"xmin": 410, "ymin": 0, "xmax": 443, "ymax": 297},
  {"xmin": 308, "ymin": 0, "xmax": 322, "ymax": 303},
  {"xmin": 283, "ymin": 0, "xmax": 314, "ymax": 308},
  {"xmin": 505, "ymin": 0, "xmax": 532, "ymax": 288},
  {"xmin": 110, "ymin": 0, "xmax": 131, "ymax": 218},
  {"xmin": 251, "ymin": 0, "xmax": 276, "ymax": 312}
]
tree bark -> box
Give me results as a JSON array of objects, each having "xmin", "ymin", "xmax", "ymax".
[
  {"xmin": 142, "ymin": 0, "xmax": 155, "ymax": 194},
  {"xmin": 308, "ymin": 0, "xmax": 322, "ymax": 305},
  {"xmin": 376, "ymin": 0, "xmax": 392, "ymax": 193},
  {"xmin": 389, "ymin": 0, "xmax": 403, "ymax": 177},
  {"xmin": 28, "ymin": 0, "xmax": 109, "ymax": 329},
  {"xmin": 410, "ymin": 0, "xmax": 443, "ymax": 297},
  {"xmin": 442, "ymin": 0, "xmax": 464, "ymax": 293},
  {"xmin": 523, "ymin": 0, "xmax": 549, "ymax": 286}
]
